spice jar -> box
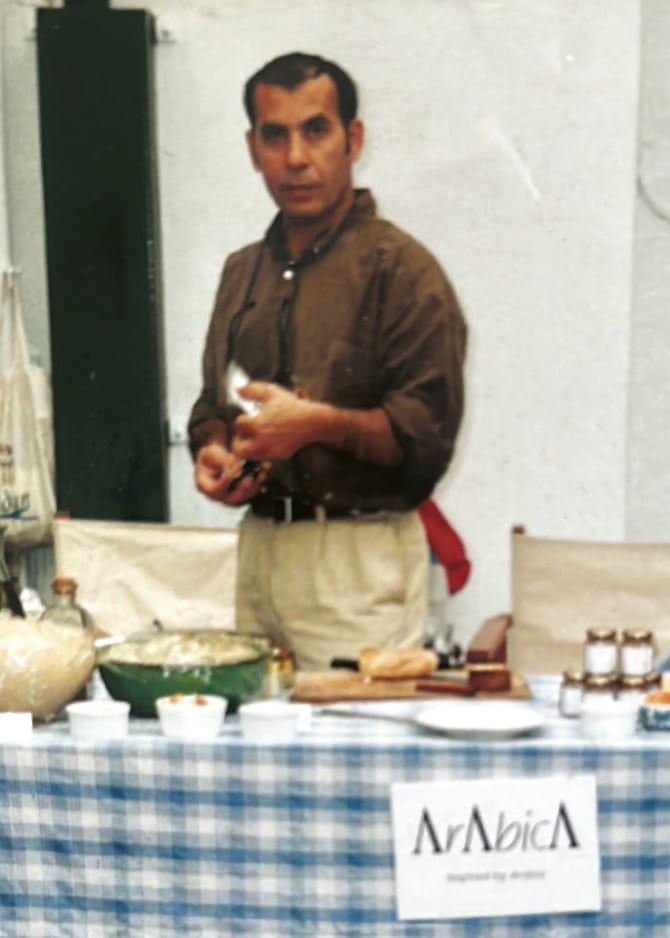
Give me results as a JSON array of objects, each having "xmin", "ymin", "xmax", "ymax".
[
  {"xmin": 583, "ymin": 673, "xmax": 618, "ymax": 701},
  {"xmin": 583, "ymin": 628, "xmax": 618, "ymax": 676},
  {"xmin": 618, "ymin": 674, "xmax": 648, "ymax": 705},
  {"xmin": 620, "ymin": 629, "xmax": 654, "ymax": 677},
  {"xmin": 559, "ymin": 669, "xmax": 584, "ymax": 718},
  {"xmin": 644, "ymin": 671, "xmax": 662, "ymax": 693}
]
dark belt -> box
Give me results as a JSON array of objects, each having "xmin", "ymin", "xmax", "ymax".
[{"xmin": 251, "ymin": 494, "xmax": 379, "ymax": 524}]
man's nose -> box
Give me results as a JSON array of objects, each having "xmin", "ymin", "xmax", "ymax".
[{"xmin": 286, "ymin": 131, "xmax": 309, "ymax": 168}]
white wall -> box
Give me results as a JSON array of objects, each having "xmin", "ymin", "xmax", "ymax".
[
  {"xmin": 0, "ymin": 5, "xmax": 12, "ymax": 271},
  {"xmin": 627, "ymin": 0, "xmax": 670, "ymax": 539},
  {"xmin": 0, "ymin": 0, "xmax": 652, "ymax": 647}
]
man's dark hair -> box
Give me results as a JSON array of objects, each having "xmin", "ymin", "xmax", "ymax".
[{"xmin": 244, "ymin": 52, "xmax": 358, "ymax": 129}]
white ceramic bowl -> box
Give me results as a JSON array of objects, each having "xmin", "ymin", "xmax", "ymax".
[
  {"xmin": 66, "ymin": 700, "xmax": 130, "ymax": 740},
  {"xmin": 0, "ymin": 711, "xmax": 33, "ymax": 742},
  {"xmin": 155, "ymin": 693, "xmax": 228, "ymax": 740},
  {"xmin": 238, "ymin": 699, "xmax": 304, "ymax": 743},
  {"xmin": 579, "ymin": 695, "xmax": 640, "ymax": 740}
]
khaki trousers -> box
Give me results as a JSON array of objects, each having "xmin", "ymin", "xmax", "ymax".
[{"xmin": 235, "ymin": 510, "xmax": 428, "ymax": 670}]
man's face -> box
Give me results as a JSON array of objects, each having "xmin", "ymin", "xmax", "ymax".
[{"xmin": 246, "ymin": 74, "xmax": 363, "ymax": 232}]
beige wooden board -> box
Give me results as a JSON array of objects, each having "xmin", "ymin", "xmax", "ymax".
[{"xmin": 292, "ymin": 670, "xmax": 530, "ymax": 703}]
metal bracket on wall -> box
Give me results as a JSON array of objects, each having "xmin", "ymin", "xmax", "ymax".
[
  {"xmin": 165, "ymin": 420, "xmax": 188, "ymax": 447},
  {"xmin": 154, "ymin": 18, "xmax": 177, "ymax": 44}
]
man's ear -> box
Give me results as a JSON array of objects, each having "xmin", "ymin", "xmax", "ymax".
[
  {"xmin": 346, "ymin": 119, "xmax": 364, "ymax": 162},
  {"xmin": 246, "ymin": 129, "xmax": 261, "ymax": 171}
]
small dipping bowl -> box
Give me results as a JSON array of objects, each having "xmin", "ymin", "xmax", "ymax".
[
  {"xmin": 0, "ymin": 711, "xmax": 33, "ymax": 743},
  {"xmin": 155, "ymin": 693, "xmax": 227, "ymax": 740},
  {"xmin": 66, "ymin": 700, "xmax": 130, "ymax": 740},
  {"xmin": 640, "ymin": 691, "xmax": 670, "ymax": 732},
  {"xmin": 579, "ymin": 695, "xmax": 640, "ymax": 740},
  {"xmin": 238, "ymin": 699, "xmax": 305, "ymax": 743}
]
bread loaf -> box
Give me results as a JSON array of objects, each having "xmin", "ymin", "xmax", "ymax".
[{"xmin": 358, "ymin": 646, "xmax": 439, "ymax": 680}]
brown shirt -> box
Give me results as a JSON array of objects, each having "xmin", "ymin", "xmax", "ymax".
[{"xmin": 188, "ymin": 190, "xmax": 466, "ymax": 512}]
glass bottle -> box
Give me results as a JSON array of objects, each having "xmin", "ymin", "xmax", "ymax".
[
  {"xmin": 264, "ymin": 645, "xmax": 295, "ymax": 699},
  {"xmin": 0, "ymin": 525, "xmax": 24, "ymax": 618},
  {"xmin": 40, "ymin": 577, "xmax": 90, "ymax": 631},
  {"xmin": 40, "ymin": 577, "xmax": 94, "ymax": 700}
]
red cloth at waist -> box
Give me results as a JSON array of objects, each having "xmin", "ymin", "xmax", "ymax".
[{"xmin": 418, "ymin": 499, "xmax": 471, "ymax": 594}]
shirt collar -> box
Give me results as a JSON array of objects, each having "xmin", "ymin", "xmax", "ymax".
[{"xmin": 264, "ymin": 188, "xmax": 376, "ymax": 266}]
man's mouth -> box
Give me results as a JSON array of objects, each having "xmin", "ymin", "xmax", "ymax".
[{"xmin": 281, "ymin": 184, "xmax": 319, "ymax": 198}]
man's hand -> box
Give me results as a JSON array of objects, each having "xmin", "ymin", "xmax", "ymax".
[
  {"xmin": 194, "ymin": 441, "xmax": 269, "ymax": 505},
  {"xmin": 232, "ymin": 381, "xmax": 403, "ymax": 467},
  {"xmin": 233, "ymin": 382, "xmax": 312, "ymax": 461}
]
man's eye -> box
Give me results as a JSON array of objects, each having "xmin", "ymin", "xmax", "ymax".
[
  {"xmin": 304, "ymin": 119, "xmax": 329, "ymax": 137},
  {"xmin": 260, "ymin": 126, "xmax": 285, "ymax": 143}
]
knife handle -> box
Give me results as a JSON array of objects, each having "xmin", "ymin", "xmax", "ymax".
[{"xmin": 329, "ymin": 658, "xmax": 359, "ymax": 672}]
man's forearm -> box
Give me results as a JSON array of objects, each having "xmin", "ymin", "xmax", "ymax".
[
  {"xmin": 188, "ymin": 417, "xmax": 229, "ymax": 459},
  {"xmin": 307, "ymin": 402, "xmax": 403, "ymax": 468}
]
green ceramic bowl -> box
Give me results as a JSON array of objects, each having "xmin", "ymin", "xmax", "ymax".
[{"xmin": 96, "ymin": 631, "xmax": 270, "ymax": 717}]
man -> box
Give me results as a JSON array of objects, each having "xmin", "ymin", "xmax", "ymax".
[{"xmin": 188, "ymin": 52, "xmax": 466, "ymax": 670}]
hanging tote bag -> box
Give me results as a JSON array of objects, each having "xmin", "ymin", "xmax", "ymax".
[{"xmin": 0, "ymin": 270, "xmax": 56, "ymax": 548}]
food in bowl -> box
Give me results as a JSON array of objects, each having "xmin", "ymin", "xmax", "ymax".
[
  {"xmin": 0, "ymin": 615, "xmax": 95, "ymax": 720},
  {"xmin": 96, "ymin": 630, "xmax": 269, "ymax": 717},
  {"xmin": 155, "ymin": 692, "xmax": 227, "ymax": 740},
  {"xmin": 640, "ymin": 690, "xmax": 670, "ymax": 731}
]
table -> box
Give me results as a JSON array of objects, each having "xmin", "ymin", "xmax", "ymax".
[{"xmin": 1, "ymin": 683, "xmax": 669, "ymax": 938}]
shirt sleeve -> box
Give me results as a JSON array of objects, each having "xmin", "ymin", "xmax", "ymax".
[
  {"xmin": 187, "ymin": 256, "xmax": 238, "ymax": 453},
  {"xmin": 378, "ymin": 240, "xmax": 467, "ymax": 501}
]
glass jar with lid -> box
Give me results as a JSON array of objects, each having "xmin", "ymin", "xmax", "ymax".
[
  {"xmin": 583, "ymin": 628, "xmax": 618, "ymax": 676},
  {"xmin": 583, "ymin": 672, "xmax": 618, "ymax": 701},
  {"xmin": 620, "ymin": 629, "xmax": 654, "ymax": 677},
  {"xmin": 618, "ymin": 674, "xmax": 648, "ymax": 705},
  {"xmin": 644, "ymin": 671, "xmax": 662, "ymax": 694},
  {"xmin": 559, "ymin": 669, "xmax": 584, "ymax": 718}
]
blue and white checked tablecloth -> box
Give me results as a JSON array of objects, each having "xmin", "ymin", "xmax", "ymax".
[{"xmin": 1, "ymin": 686, "xmax": 670, "ymax": 938}]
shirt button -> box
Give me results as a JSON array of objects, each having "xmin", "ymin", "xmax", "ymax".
[{"xmin": 282, "ymin": 268, "xmax": 295, "ymax": 281}]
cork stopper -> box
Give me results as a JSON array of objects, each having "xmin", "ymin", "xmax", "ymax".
[{"xmin": 52, "ymin": 576, "xmax": 77, "ymax": 596}]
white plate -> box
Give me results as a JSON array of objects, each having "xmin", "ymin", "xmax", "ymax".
[{"xmin": 415, "ymin": 700, "xmax": 545, "ymax": 740}]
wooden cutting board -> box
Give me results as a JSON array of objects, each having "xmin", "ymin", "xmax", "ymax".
[{"xmin": 292, "ymin": 669, "xmax": 531, "ymax": 703}]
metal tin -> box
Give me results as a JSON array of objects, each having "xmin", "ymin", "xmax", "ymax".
[
  {"xmin": 559, "ymin": 669, "xmax": 584, "ymax": 718},
  {"xmin": 620, "ymin": 629, "xmax": 654, "ymax": 677},
  {"xmin": 583, "ymin": 628, "xmax": 618, "ymax": 676}
]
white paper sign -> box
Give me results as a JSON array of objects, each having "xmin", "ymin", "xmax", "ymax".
[{"xmin": 391, "ymin": 774, "xmax": 601, "ymax": 921}]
